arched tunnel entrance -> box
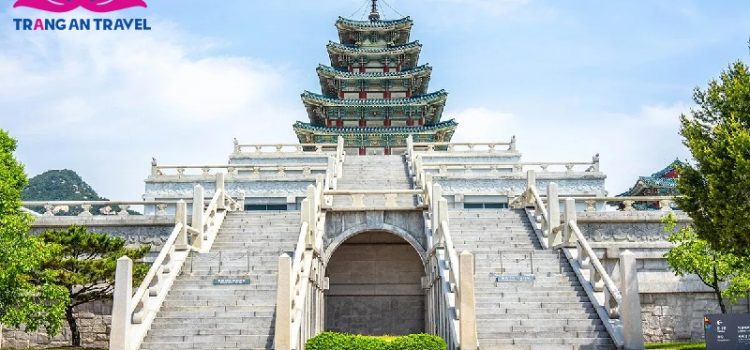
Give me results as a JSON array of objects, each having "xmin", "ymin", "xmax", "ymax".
[{"xmin": 324, "ymin": 231, "xmax": 425, "ymax": 335}]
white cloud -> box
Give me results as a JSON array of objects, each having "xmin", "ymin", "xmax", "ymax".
[
  {"xmin": 449, "ymin": 103, "xmax": 692, "ymax": 195},
  {"xmin": 0, "ymin": 19, "xmax": 303, "ymax": 199}
]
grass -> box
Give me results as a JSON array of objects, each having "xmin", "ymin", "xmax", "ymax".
[{"xmin": 646, "ymin": 342, "xmax": 706, "ymax": 350}]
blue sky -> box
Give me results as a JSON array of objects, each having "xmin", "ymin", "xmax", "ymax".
[{"xmin": 1, "ymin": 0, "xmax": 749, "ymax": 199}]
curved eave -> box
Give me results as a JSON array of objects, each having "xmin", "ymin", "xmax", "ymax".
[
  {"xmin": 294, "ymin": 120, "xmax": 458, "ymax": 135},
  {"xmin": 316, "ymin": 65, "xmax": 432, "ymax": 80},
  {"xmin": 327, "ymin": 41, "xmax": 422, "ymax": 56},
  {"xmin": 335, "ymin": 16, "xmax": 413, "ymax": 31},
  {"xmin": 301, "ymin": 90, "xmax": 447, "ymax": 107}
]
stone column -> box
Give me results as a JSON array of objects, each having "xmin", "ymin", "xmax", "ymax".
[
  {"xmin": 619, "ymin": 250, "xmax": 644, "ymax": 350},
  {"xmin": 275, "ymin": 254, "xmax": 292, "ymax": 350},
  {"xmin": 175, "ymin": 200, "xmax": 188, "ymax": 251},
  {"xmin": 547, "ymin": 182, "xmax": 560, "ymax": 248},
  {"xmin": 109, "ymin": 257, "xmax": 133, "ymax": 350},
  {"xmin": 527, "ymin": 170, "xmax": 536, "ymax": 190},
  {"xmin": 563, "ymin": 198, "xmax": 577, "ymax": 245},
  {"xmin": 431, "ymin": 184, "xmax": 443, "ymax": 236},
  {"xmin": 459, "ymin": 251, "xmax": 478, "ymax": 350},
  {"xmin": 192, "ymin": 185, "xmax": 205, "ymax": 250},
  {"xmin": 216, "ymin": 173, "xmax": 226, "ymax": 211}
]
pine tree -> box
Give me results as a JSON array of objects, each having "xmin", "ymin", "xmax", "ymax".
[{"xmin": 39, "ymin": 226, "xmax": 149, "ymax": 347}]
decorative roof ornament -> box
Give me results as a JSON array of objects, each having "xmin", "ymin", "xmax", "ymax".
[{"xmin": 369, "ymin": 0, "xmax": 380, "ymax": 22}]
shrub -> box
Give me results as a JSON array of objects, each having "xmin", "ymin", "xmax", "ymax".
[{"xmin": 305, "ymin": 332, "xmax": 446, "ymax": 350}]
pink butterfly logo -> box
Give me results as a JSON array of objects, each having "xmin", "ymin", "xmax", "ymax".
[{"xmin": 13, "ymin": 0, "xmax": 147, "ymax": 13}]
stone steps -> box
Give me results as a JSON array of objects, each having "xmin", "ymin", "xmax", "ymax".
[
  {"xmin": 449, "ymin": 208, "xmax": 615, "ymax": 349},
  {"xmin": 138, "ymin": 211, "xmax": 300, "ymax": 350}
]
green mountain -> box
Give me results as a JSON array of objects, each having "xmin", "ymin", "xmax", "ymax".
[{"xmin": 23, "ymin": 169, "xmax": 106, "ymax": 202}]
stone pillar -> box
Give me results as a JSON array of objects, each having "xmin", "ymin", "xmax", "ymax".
[
  {"xmin": 527, "ymin": 170, "xmax": 536, "ymax": 190},
  {"xmin": 109, "ymin": 257, "xmax": 133, "ymax": 350},
  {"xmin": 192, "ymin": 185, "xmax": 205, "ymax": 250},
  {"xmin": 547, "ymin": 182, "xmax": 560, "ymax": 248},
  {"xmin": 459, "ymin": 251, "xmax": 478, "ymax": 350},
  {"xmin": 563, "ymin": 198, "xmax": 577, "ymax": 246},
  {"xmin": 175, "ymin": 200, "xmax": 188, "ymax": 251},
  {"xmin": 619, "ymin": 250, "xmax": 644, "ymax": 350},
  {"xmin": 275, "ymin": 254, "xmax": 292, "ymax": 350},
  {"xmin": 216, "ymin": 173, "xmax": 226, "ymax": 211},
  {"xmin": 431, "ymin": 184, "xmax": 443, "ymax": 236}
]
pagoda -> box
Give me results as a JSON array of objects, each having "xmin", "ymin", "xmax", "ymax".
[{"xmin": 293, "ymin": 0, "xmax": 457, "ymax": 155}]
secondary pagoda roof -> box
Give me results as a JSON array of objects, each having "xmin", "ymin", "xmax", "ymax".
[
  {"xmin": 316, "ymin": 64, "xmax": 432, "ymax": 80},
  {"xmin": 618, "ymin": 159, "xmax": 684, "ymax": 197},
  {"xmin": 293, "ymin": 119, "xmax": 457, "ymax": 134},
  {"xmin": 336, "ymin": 16, "xmax": 413, "ymax": 30},
  {"xmin": 327, "ymin": 41, "xmax": 422, "ymax": 55},
  {"xmin": 301, "ymin": 90, "xmax": 447, "ymax": 107}
]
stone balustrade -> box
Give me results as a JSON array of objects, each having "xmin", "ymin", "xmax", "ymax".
[
  {"xmin": 232, "ymin": 140, "xmax": 338, "ymax": 154},
  {"xmin": 412, "ymin": 137, "xmax": 516, "ymax": 153},
  {"xmin": 149, "ymin": 163, "xmax": 328, "ymax": 179},
  {"xmin": 424, "ymin": 183, "xmax": 478, "ymax": 350},
  {"xmin": 109, "ymin": 174, "xmax": 242, "ymax": 350},
  {"xmin": 322, "ymin": 189, "xmax": 425, "ymax": 210},
  {"xmin": 422, "ymin": 160, "xmax": 601, "ymax": 175},
  {"xmin": 516, "ymin": 171, "xmax": 645, "ymax": 350},
  {"xmin": 571, "ymin": 196, "xmax": 677, "ymax": 212},
  {"xmin": 23, "ymin": 200, "xmax": 179, "ymax": 217}
]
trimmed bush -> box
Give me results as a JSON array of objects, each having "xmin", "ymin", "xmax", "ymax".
[{"xmin": 306, "ymin": 332, "xmax": 446, "ymax": 350}]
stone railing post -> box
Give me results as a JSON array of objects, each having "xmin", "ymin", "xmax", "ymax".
[
  {"xmin": 431, "ymin": 184, "xmax": 443, "ymax": 236},
  {"xmin": 510, "ymin": 135, "xmax": 517, "ymax": 152},
  {"xmin": 563, "ymin": 198, "xmax": 577, "ymax": 245},
  {"xmin": 275, "ymin": 254, "xmax": 292, "ymax": 350},
  {"xmin": 109, "ymin": 257, "xmax": 133, "ymax": 350},
  {"xmin": 216, "ymin": 173, "xmax": 226, "ymax": 211},
  {"xmin": 459, "ymin": 251, "xmax": 478, "ymax": 350},
  {"xmin": 547, "ymin": 182, "xmax": 560, "ymax": 248},
  {"xmin": 175, "ymin": 200, "xmax": 188, "ymax": 251},
  {"xmin": 527, "ymin": 170, "xmax": 536, "ymax": 189},
  {"xmin": 192, "ymin": 185, "xmax": 205, "ymax": 250},
  {"xmin": 619, "ymin": 250, "xmax": 644, "ymax": 350}
]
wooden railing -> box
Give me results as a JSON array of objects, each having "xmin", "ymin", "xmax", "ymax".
[
  {"xmin": 109, "ymin": 173, "xmax": 242, "ymax": 350},
  {"xmin": 514, "ymin": 171, "xmax": 645, "ymax": 349},
  {"xmin": 424, "ymin": 183, "xmax": 478, "ymax": 350}
]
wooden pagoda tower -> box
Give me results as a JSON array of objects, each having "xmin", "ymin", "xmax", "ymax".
[{"xmin": 293, "ymin": 1, "xmax": 457, "ymax": 155}]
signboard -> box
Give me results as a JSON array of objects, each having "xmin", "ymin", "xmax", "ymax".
[
  {"xmin": 213, "ymin": 278, "xmax": 251, "ymax": 286},
  {"xmin": 494, "ymin": 274, "xmax": 535, "ymax": 283},
  {"xmin": 705, "ymin": 313, "xmax": 750, "ymax": 350}
]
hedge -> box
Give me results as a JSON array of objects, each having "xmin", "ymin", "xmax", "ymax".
[{"xmin": 306, "ymin": 332, "xmax": 447, "ymax": 350}]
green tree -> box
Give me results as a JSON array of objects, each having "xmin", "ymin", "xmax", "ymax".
[
  {"xmin": 0, "ymin": 129, "xmax": 69, "ymax": 334},
  {"xmin": 677, "ymin": 60, "xmax": 750, "ymax": 256},
  {"xmin": 663, "ymin": 214, "xmax": 750, "ymax": 313},
  {"xmin": 39, "ymin": 225, "xmax": 149, "ymax": 347}
]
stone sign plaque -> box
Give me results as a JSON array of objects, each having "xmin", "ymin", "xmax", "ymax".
[
  {"xmin": 213, "ymin": 278, "xmax": 251, "ymax": 286},
  {"xmin": 704, "ymin": 313, "xmax": 750, "ymax": 350},
  {"xmin": 494, "ymin": 274, "xmax": 535, "ymax": 283}
]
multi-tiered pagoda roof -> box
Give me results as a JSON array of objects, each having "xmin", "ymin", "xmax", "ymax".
[{"xmin": 294, "ymin": 1, "xmax": 457, "ymax": 155}]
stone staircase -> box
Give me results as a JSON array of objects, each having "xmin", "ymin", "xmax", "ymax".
[
  {"xmin": 449, "ymin": 209, "xmax": 616, "ymax": 350},
  {"xmin": 335, "ymin": 155, "xmax": 416, "ymax": 207},
  {"xmin": 138, "ymin": 211, "xmax": 301, "ymax": 350}
]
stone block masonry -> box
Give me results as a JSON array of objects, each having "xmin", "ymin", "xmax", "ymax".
[{"xmin": 1, "ymin": 301, "xmax": 111, "ymax": 349}]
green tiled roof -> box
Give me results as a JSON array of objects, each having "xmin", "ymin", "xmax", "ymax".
[
  {"xmin": 327, "ymin": 41, "xmax": 421, "ymax": 54},
  {"xmin": 302, "ymin": 90, "xmax": 446, "ymax": 107},
  {"xmin": 336, "ymin": 16, "xmax": 413, "ymax": 29},
  {"xmin": 316, "ymin": 64, "xmax": 432, "ymax": 79},
  {"xmin": 294, "ymin": 120, "xmax": 457, "ymax": 134}
]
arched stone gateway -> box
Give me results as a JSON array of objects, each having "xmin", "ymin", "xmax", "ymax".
[{"xmin": 324, "ymin": 230, "xmax": 426, "ymax": 336}]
